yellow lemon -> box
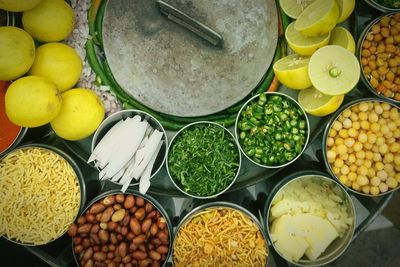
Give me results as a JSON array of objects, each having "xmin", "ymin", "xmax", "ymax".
[
  {"xmin": 279, "ymin": 0, "xmax": 315, "ymax": 19},
  {"xmin": 22, "ymin": 0, "xmax": 74, "ymax": 42},
  {"xmin": 308, "ymin": 45, "xmax": 360, "ymax": 95},
  {"xmin": 273, "ymin": 54, "xmax": 312, "ymax": 90},
  {"xmin": 295, "ymin": 0, "xmax": 339, "ymax": 37},
  {"xmin": 329, "ymin": 26, "xmax": 355, "ymax": 54},
  {"xmin": 0, "ymin": 26, "xmax": 35, "ymax": 81},
  {"xmin": 336, "ymin": 0, "xmax": 355, "ymax": 23},
  {"xmin": 5, "ymin": 76, "xmax": 62, "ymax": 127},
  {"xmin": 0, "ymin": 0, "xmax": 42, "ymax": 12},
  {"xmin": 285, "ymin": 22, "xmax": 330, "ymax": 56},
  {"xmin": 298, "ymin": 86, "xmax": 344, "ymax": 116},
  {"xmin": 29, "ymin": 43, "xmax": 83, "ymax": 91},
  {"xmin": 51, "ymin": 89, "xmax": 105, "ymax": 141}
]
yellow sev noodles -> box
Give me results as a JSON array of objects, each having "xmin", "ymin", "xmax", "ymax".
[
  {"xmin": 173, "ymin": 207, "xmax": 268, "ymax": 267},
  {"xmin": 0, "ymin": 147, "xmax": 80, "ymax": 245}
]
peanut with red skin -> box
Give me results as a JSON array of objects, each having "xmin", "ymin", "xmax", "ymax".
[
  {"xmin": 115, "ymin": 194, "xmax": 125, "ymax": 203},
  {"xmin": 129, "ymin": 206, "xmax": 137, "ymax": 214},
  {"xmin": 141, "ymin": 218, "xmax": 152, "ymax": 233},
  {"xmin": 123, "ymin": 195, "xmax": 135, "ymax": 209},
  {"xmin": 150, "ymin": 224, "xmax": 158, "ymax": 236},
  {"xmin": 84, "ymin": 259, "xmax": 94, "ymax": 267},
  {"xmin": 121, "ymin": 226, "xmax": 128, "ymax": 236},
  {"xmin": 157, "ymin": 230, "xmax": 168, "ymax": 243},
  {"xmin": 82, "ymin": 238, "xmax": 91, "ymax": 248},
  {"xmin": 106, "ymin": 262, "xmax": 116, "ymax": 267},
  {"xmin": 151, "ymin": 261, "xmax": 160, "ymax": 267},
  {"xmin": 138, "ymin": 244, "xmax": 146, "ymax": 252},
  {"xmin": 122, "ymin": 255, "xmax": 132, "ymax": 264},
  {"xmin": 77, "ymin": 216, "xmax": 86, "ymax": 225},
  {"xmin": 121, "ymin": 214, "xmax": 130, "ymax": 226},
  {"xmin": 129, "ymin": 218, "xmax": 141, "ymax": 235},
  {"xmin": 149, "ymin": 250, "xmax": 161, "ymax": 261},
  {"xmin": 91, "ymin": 224, "xmax": 100, "ymax": 234},
  {"xmin": 156, "ymin": 245, "xmax": 168, "ymax": 255},
  {"xmin": 74, "ymin": 245, "xmax": 83, "ymax": 254},
  {"xmin": 90, "ymin": 233, "xmax": 100, "ymax": 245},
  {"xmin": 126, "ymin": 232, "xmax": 135, "ymax": 241},
  {"xmin": 132, "ymin": 234, "xmax": 146, "ymax": 245},
  {"xmin": 98, "ymin": 229, "xmax": 109, "ymax": 242},
  {"xmin": 68, "ymin": 223, "xmax": 78, "ymax": 237},
  {"xmin": 110, "ymin": 233, "xmax": 118, "ymax": 244},
  {"xmin": 108, "ymin": 244, "xmax": 116, "ymax": 252},
  {"xmin": 145, "ymin": 211, "xmax": 156, "ymax": 220},
  {"xmin": 113, "ymin": 204, "xmax": 122, "ymax": 210},
  {"xmin": 131, "ymin": 250, "xmax": 147, "ymax": 260},
  {"xmin": 112, "ymin": 209, "xmax": 126, "ymax": 222},
  {"xmin": 117, "ymin": 242, "xmax": 128, "ymax": 257},
  {"xmin": 145, "ymin": 203, "xmax": 154, "ymax": 213},
  {"xmin": 102, "ymin": 196, "xmax": 115, "ymax": 206},
  {"xmin": 93, "ymin": 252, "xmax": 107, "ymax": 261},
  {"xmin": 138, "ymin": 259, "xmax": 152, "ymax": 267},
  {"xmin": 134, "ymin": 208, "xmax": 145, "ymax": 221},
  {"xmin": 100, "ymin": 207, "xmax": 114, "ymax": 223},
  {"xmin": 83, "ymin": 247, "xmax": 94, "ymax": 261},
  {"xmin": 107, "ymin": 252, "xmax": 115, "ymax": 259},
  {"xmin": 135, "ymin": 197, "xmax": 145, "ymax": 207},
  {"xmin": 78, "ymin": 224, "xmax": 92, "ymax": 234},
  {"xmin": 101, "ymin": 245, "xmax": 108, "ymax": 253},
  {"xmin": 86, "ymin": 213, "xmax": 96, "ymax": 223},
  {"xmin": 73, "ymin": 236, "xmax": 82, "ymax": 245},
  {"xmin": 89, "ymin": 203, "xmax": 106, "ymax": 214},
  {"xmin": 107, "ymin": 221, "xmax": 118, "ymax": 231}
]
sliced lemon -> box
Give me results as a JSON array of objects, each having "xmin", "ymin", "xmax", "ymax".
[
  {"xmin": 286, "ymin": 22, "xmax": 330, "ymax": 56},
  {"xmin": 273, "ymin": 54, "xmax": 312, "ymax": 90},
  {"xmin": 308, "ymin": 45, "xmax": 360, "ymax": 95},
  {"xmin": 279, "ymin": 0, "xmax": 315, "ymax": 19},
  {"xmin": 294, "ymin": 0, "xmax": 339, "ymax": 37},
  {"xmin": 329, "ymin": 26, "xmax": 355, "ymax": 54},
  {"xmin": 336, "ymin": 0, "xmax": 355, "ymax": 23},
  {"xmin": 298, "ymin": 86, "xmax": 344, "ymax": 116}
]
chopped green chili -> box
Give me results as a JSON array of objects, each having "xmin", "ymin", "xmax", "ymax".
[
  {"xmin": 238, "ymin": 94, "xmax": 308, "ymax": 166},
  {"xmin": 168, "ymin": 123, "xmax": 240, "ymax": 197}
]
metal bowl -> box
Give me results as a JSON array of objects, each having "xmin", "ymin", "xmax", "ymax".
[
  {"xmin": 166, "ymin": 121, "xmax": 241, "ymax": 199},
  {"xmin": 357, "ymin": 12, "xmax": 400, "ymax": 105},
  {"xmin": 235, "ymin": 92, "xmax": 310, "ymax": 169},
  {"xmin": 91, "ymin": 109, "xmax": 168, "ymax": 187},
  {"xmin": 322, "ymin": 98, "xmax": 400, "ymax": 197},
  {"xmin": 71, "ymin": 189, "xmax": 173, "ymax": 267},
  {"xmin": 264, "ymin": 171, "xmax": 356, "ymax": 266},
  {"xmin": 172, "ymin": 201, "xmax": 270, "ymax": 267},
  {"xmin": 0, "ymin": 143, "xmax": 85, "ymax": 246},
  {"xmin": 363, "ymin": 0, "xmax": 400, "ymax": 12}
]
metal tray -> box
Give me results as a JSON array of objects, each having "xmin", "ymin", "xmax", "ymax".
[{"xmin": 2, "ymin": 1, "xmax": 397, "ymax": 267}]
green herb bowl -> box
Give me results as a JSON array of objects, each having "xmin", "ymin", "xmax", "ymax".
[
  {"xmin": 235, "ymin": 92, "xmax": 310, "ymax": 169},
  {"xmin": 363, "ymin": 0, "xmax": 400, "ymax": 12},
  {"xmin": 166, "ymin": 121, "xmax": 242, "ymax": 199}
]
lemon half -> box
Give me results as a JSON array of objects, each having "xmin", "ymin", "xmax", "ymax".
[
  {"xmin": 329, "ymin": 27, "xmax": 355, "ymax": 54},
  {"xmin": 298, "ymin": 86, "xmax": 344, "ymax": 116},
  {"xmin": 273, "ymin": 54, "xmax": 312, "ymax": 90},
  {"xmin": 286, "ymin": 22, "xmax": 330, "ymax": 56},
  {"xmin": 294, "ymin": 0, "xmax": 339, "ymax": 37},
  {"xmin": 279, "ymin": 0, "xmax": 315, "ymax": 19},
  {"xmin": 336, "ymin": 0, "xmax": 355, "ymax": 23},
  {"xmin": 308, "ymin": 45, "xmax": 360, "ymax": 96}
]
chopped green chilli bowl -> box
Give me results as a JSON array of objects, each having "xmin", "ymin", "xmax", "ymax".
[
  {"xmin": 166, "ymin": 121, "xmax": 241, "ymax": 199},
  {"xmin": 235, "ymin": 92, "xmax": 310, "ymax": 168}
]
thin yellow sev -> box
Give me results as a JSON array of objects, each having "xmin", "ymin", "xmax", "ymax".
[
  {"xmin": 173, "ymin": 207, "xmax": 268, "ymax": 267},
  {"xmin": 0, "ymin": 147, "xmax": 80, "ymax": 245}
]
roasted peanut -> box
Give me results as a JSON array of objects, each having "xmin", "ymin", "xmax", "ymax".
[
  {"xmin": 125, "ymin": 263, "xmax": 133, "ymax": 267},
  {"xmin": 123, "ymin": 195, "xmax": 135, "ymax": 209},
  {"xmin": 93, "ymin": 251, "xmax": 107, "ymax": 262},
  {"xmin": 117, "ymin": 242, "xmax": 128, "ymax": 257},
  {"xmin": 122, "ymin": 254, "xmax": 132, "ymax": 264},
  {"xmin": 145, "ymin": 203, "xmax": 154, "ymax": 213},
  {"xmin": 150, "ymin": 224, "xmax": 158, "ymax": 236},
  {"xmin": 151, "ymin": 239, "xmax": 161, "ymax": 246},
  {"xmin": 131, "ymin": 250, "xmax": 147, "ymax": 260},
  {"xmin": 74, "ymin": 244, "xmax": 83, "ymax": 254},
  {"xmin": 108, "ymin": 244, "xmax": 116, "ymax": 252},
  {"xmin": 107, "ymin": 251, "xmax": 115, "ymax": 259},
  {"xmin": 100, "ymin": 223, "xmax": 108, "ymax": 230},
  {"xmin": 77, "ymin": 216, "xmax": 86, "ymax": 225},
  {"xmin": 149, "ymin": 250, "xmax": 161, "ymax": 261},
  {"xmin": 156, "ymin": 245, "xmax": 169, "ymax": 255},
  {"xmin": 100, "ymin": 207, "xmax": 114, "ymax": 223},
  {"xmin": 110, "ymin": 233, "xmax": 118, "ymax": 244},
  {"xmin": 73, "ymin": 236, "xmax": 82, "ymax": 245},
  {"xmin": 121, "ymin": 226, "xmax": 128, "ymax": 236},
  {"xmin": 107, "ymin": 221, "xmax": 118, "ymax": 231},
  {"xmin": 132, "ymin": 234, "xmax": 146, "ymax": 245},
  {"xmin": 78, "ymin": 223, "xmax": 92, "ymax": 234},
  {"xmin": 115, "ymin": 194, "xmax": 125, "ymax": 203},
  {"xmin": 126, "ymin": 232, "xmax": 135, "ymax": 241},
  {"xmin": 90, "ymin": 233, "xmax": 100, "ymax": 245},
  {"xmin": 129, "ymin": 218, "xmax": 141, "ymax": 235},
  {"xmin": 82, "ymin": 238, "xmax": 91, "ymax": 248},
  {"xmin": 96, "ymin": 213, "xmax": 102, "ymax": 222},
  {"xmin": 106, "ymin": 262, "xmax": 117, "ymax": 267},
  {"xmin": 101, "ymin": 245, "xmax": 109, "ymax": 253},
  {"xmin": 157, "ymin": 230, "xmax": 168, "ymax": 243},
  {"xmin": 141, "ymin": 218, "xmax": 152, "ymax": 233},
  {"xmin": 151, "ymin": 261, "xmax": 160, "ymax": 267},
  {"xmin": 112, "ymin": 209, "xmax": 126, "ymax": 222},
  {"xmin": 89, "ymin": 203, "xmax": 106, "ymax": 214},
  {"xmin": 114, "ymin": 256, "xmax": 122, "ymax": 263},
  {"xmin": 68, "ymin": 223, "xmax": 78, "ymax": 237},
  {"xmin": 86, "ymin": 213, "xmax": 96, "ymax": 223},
  {"xmin": 147, "ymin": 243, "xmax": 154, "ymax": 250},
  {"xmin": 84, "ymin": 259, "xmax": 94, "ymax": 267},
  {"xmin": 99, "ymin": 229, "xmax": 109, "ymax": 242},
  {"xmin": 129, "ymin": 206, "xmax": 137, "ymax": 214},
  {"xmin": 91, "ymin": 224, "xmax": 100, "ymax": 234},
  {"xmin": 113, "ymin": 204, "xmax": 122, "ymax": 210},
  {"xmin": 145, "ymin": 211, "xmax": 156, "ymax": 220},
  {"xmin": 94, "ymin": 262, "xmax": 106, "ymax": 267},
  {"xmin": 135, "ymin": 197, "xmax": 145, "ymax": 207},
  {"xmin": 83, "ymin": 247, "xmax": 94, "ymax": 261},
  {"xmin": 138, "ymin": 244, "xmax": 146, "ymax": 252},
  {"xmin": 121, "ymin": 214, "xmax": 130, "ymax": 226},
  {"xmin": 117, "ymin": 234, "xmax": 123, "ymax": 242},
  {"xmin": 138, "ymin": 259, "xmax": 152, "ymax": 267},
  {"xmin": 129, "ymin": 242, "xmax": 138, "ymax": 252},
  {"xmin": 134, "ymin": 208, "xmax": 145, "ymax": 221},
  {"xmin": 102, "ymin": 196, "xmax": 115, "ymax": 206},
  {"xmin": 93, "ymin": 245, "xmax": 100, "ymax": 252},
  {"xmin": 157, "ymin": 217, "xmax": 167, "ymax": 230}
]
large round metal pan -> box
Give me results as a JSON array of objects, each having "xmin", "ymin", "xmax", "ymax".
[{"xmin": 102, "ymin": 0, "xmax": 278, "ymax": 117}]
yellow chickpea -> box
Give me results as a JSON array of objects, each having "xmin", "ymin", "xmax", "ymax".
[
  {"xmin": 384, "ymin": 163, "xmax": 394, "ymax": 173},
  {"xmin": 374, "ymin": 104, "xmax": 383, "ymax": 114},
  {"xmin": 364, "ymin": 142, "xmax": 373, "ymax": 150},
  {"xmin": 388, "ymin": 121, "xmax": 397, "ymax": 131},
  {"xmin": 329, "ymin": 128, "xmax": 337, "ymax": 138},
  {"xmin": 341, "ymin": 165, "xmax": 350, "ymax": 175},
  {"xmin": 356, "ymin": 150, "xmax": 366, "ymax": 159},
  {"xmin": 389, "ymin": 108, "xmax": 399, "ymax": 120},
  {"xmin": 386, "ymin": 177, "xmax": 398, "ymax": 189},
  {"xmin": 348, "ymin": 172, "xmax": 357, "ymax": 181},
  {"xmin": 376, "ymin": 136, "xmax": 386, "ymax": 146},
  {"xmin": 362, "ymin": 185, "xmax": 371, "ymax": 194},
  {"xmin": 377, "ymin": 170, "xmax": 388, "ymax": 181},
  {"xmin": 359, "ymin": 102, "xmax": 369, "ymax": 112},
  {"xmin": 379, "ymin": 182, "xmax": 389, "ymax": 193},
  {"xmin": 352, "ymin": 121, "xmax": 361, "ymax": 130},
  {"xmin": 327, "ymin": 137, "xmax": 335, "ymax": 147},
  {"xmin": 336, "ymin": 144, "xmax": 348, "ymax": 155},
  {"xmin": 342, "ymin": 118, "xmax": 352, "ymax": 129},
  {"xmin": 373, "ymin": 152, "xmax": 382, "ymax": 162},
  {"xmin": 348, "ymin": 128, "xmax": 358, "ymax": 138},
  {"xmin": 372, "ymin": 144, "xmax": 380, "ymax": 153},
  {"xmin": 335, "ymin": 138, "xmax": 344, "ymax": 146},
  {"xmin": 334, "ymin": 158, "xmax": 344, "ymax": 168},
  {"xmin": 360, "ymin": 120, "xmax": 370, "ymax": 130},
  {"xmin": 384, "ymin": 153, "xmax": 394, "ymax": 163},
  {"xmin": 371, "ymin": 176, "xmax": 381, "ymax": 186},
  {"xmin": 338, "ymin": 129, "xmax": 349, "ymax": 139},
  {"xmin": 357, "ymin": 175, "xmax": 369, "ymax": 186},
  {"xmin": 332, "ymin": 121, "xmax": 343, "ymax": 131},
  {"xmin": 350, "ymin": 164, "xmax": 358, "ymax": 172},
  {"xmin": 368, "ymin": 168, "xmax": 376, "ymax": 178},
  {"xmin": 358, "ymin": 111, "xmax": 368, "ymax": 121},
  {"xmin": 347, "ymin": 153, "xmax": 356, "ymax": 164},
  {"xmin": 353, "ymin": 142, "xmax": 363, "ymax": 152},
  {"xmin": 393, "ymin": 128, "xmax": 400, "ymax": 138},
  {"xmin": 333, "ymin": 166, "xmax": 341, "ymax": 175},
  {"xmin": 339, "ymin": 175, "xmax": 348, "ymax": 185},
  {"xmin": 382, "ymin": 103, "xmax": 391, "ymax": 111},
  {"xmin": 358, "ymin": 132, "xmax": 368, "ymax": 143},
  {"xmin": 382, "ymin": 110, "xmax": 390, "ymax": 119},
  {"xmin": 327, "ymin": 150, "xmax": 337, "ymax": 163},
  {"xmin": 394, "ymin": 154, "xmax": 400, "ymax": 166},
  {"xmin": 370, "ymin": 122, "xmax": 380, "ymax": 133},
  {"xmin": 352, "ymin": 181, "xmax": 361, "ymax": 191},
  {"xmin": 356, "ymin": 158, "xmax": 365, "ymax": 166},
  {"xmin": 379, "ymin": 144, "xmax": 389, "ymax": 154},
  {"xmin": 395, "ymin": 173, "xmax": 400, "ymax": 183},
  {"xmin": 350, "ymin": 113, "xmax": 359, "ymax": 121},
  {"xmin": 340, "ymin": 153, "xmax": 349, "ymax": 161},
  {"xmin": 368, "ymin": 112, "xmax": 379, "ymax": 123},
  {"xmin": 367, "ymin": 133, "xmax": 377, "ymax": 144},
  {"xmin": 357, "ymin": 165, "xmax": 368, "ymax": 176},
  {"xmin": 364, "ymin": 159, "xmax": 372, "ymax": 168},
  {"xmin": 365, "ymin": 150, "xmax": 374, "ymax": 160},
  {"xmin": 386, "ymin": 137, "xmax": 395, "ymax": 144},
  {"xmin": 344, "ymin": 138, "xmax": 355, "ymax": 147},
  {"xmin": 370, "ymin": 186, "xmax": 380, "ymax": 195},
  {"xmin": 375, "ymin": 161, "xmax": 385, "ymax": 171}
]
